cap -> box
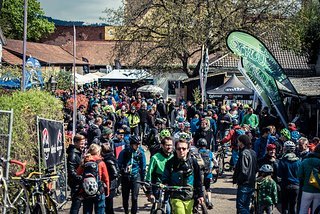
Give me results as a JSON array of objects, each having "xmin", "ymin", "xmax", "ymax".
[
  {"xmin": 267, "ymin": 143, "xmax": 276, "ymax": 151},
  {"xmin": 116, "ymin": 128, "xmax": 125, "ymax": 135},
  {"xmin": 102, "ymin": 128, "xmax": 113, "ymax": 135}
]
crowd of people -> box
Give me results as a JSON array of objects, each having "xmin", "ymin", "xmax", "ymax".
[{"xmin": 63, "ymin": 86, "xmax": 320, "ymax": 214}]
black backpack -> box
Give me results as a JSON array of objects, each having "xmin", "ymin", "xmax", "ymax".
[{"xmin": 82, "ymin": 160, "xmax": 104, "ymax": 198}]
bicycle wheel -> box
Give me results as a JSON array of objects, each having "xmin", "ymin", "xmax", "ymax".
[
  {"xmin": 193, "ymin": 201, "xmax": 208, "ymax": 214},
  {"xmin": 153, "ymin": 208, "xmax": 165, "ymax": 214},
  {"xmin": 212, "ymin": 168, "xmax": 219, "ymax": 183},
  {"xmin": 32, "ymin": 203, "xmax": 46, "ymax": 214},
  {"xmin": 216, "ymin": 154, "xmax": 224, "ymax": 176},
  {"xmin": 223, "ymin": 161, "xmax": 231, "ymax": 171},
  {"xmin": 44, "ymin": 196, "xmax": 58, "ymax": 214}
]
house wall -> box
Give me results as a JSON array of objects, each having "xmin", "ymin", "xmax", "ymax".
[{"xmin": 0, "ymin": 41, "xmax": 2, "ymax": 64}]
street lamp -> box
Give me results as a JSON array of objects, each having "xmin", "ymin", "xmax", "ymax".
[{"xmin": 47, "ymin": 76, "xmax": 57, "ymax": 92}]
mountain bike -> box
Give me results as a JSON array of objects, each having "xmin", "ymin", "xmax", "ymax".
[
  {"xmin": 18, "ymin": 171, "xmax": 60, "ymax": 214},
  {"xmin": 0, "ymin": 157, "xmax": 29, "ymax": 214},
  {"xmin": 215, "ymin": 142, "xmax": 231, "ymax": 176}
]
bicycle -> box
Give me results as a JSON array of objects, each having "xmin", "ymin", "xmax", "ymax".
[
  {"xmin": 138, "ymin": 181, "xmax": 208, "ymax": 214},
  {"xmin": 215, "ymin": 142, "xmax": 231, "ymax": 177},
  {"xmin": 17, "ymin": 171, "xmax": 60, "ymax": 214},
  {"xmin": 0, "ymin": 157, "xmax": 29, "ymax": 214}
]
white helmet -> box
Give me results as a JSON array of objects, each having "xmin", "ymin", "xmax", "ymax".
[
  {"xmin": 259, "ymin": 164, "xmax": 273, "ymax": 173},
  {"xmin": 284, "ymin": 141, "xmax": 296, "ymax": 153},
  {"xmin": 83, "ymin": 177, "xmax": 98, "ymax": 196}
]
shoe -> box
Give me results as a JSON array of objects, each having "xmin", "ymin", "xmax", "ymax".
[{"xmin": 207, "ymin": 202, "xmax": 213, "ymax": 209}]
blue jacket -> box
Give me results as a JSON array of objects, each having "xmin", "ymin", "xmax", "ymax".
[
  {"xmin": 254, "ymin": 134, "xmax": 274, "ymax": 160},
  {"xmin": 190, "ymin": 118, "xmax": 200, "ymax": 134},
  {"xmin": 278, "ymin": 153, "xmax": 301, "ymax": 186},
  {"xmin": 118, "ymin": 146, "xmax": 146, "ymax": 180},
  {"xmin": 198, "ymin": 148, "xmax": 215, "ymax": 179}
]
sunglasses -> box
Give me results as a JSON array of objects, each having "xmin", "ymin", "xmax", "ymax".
[{"xmin": 176, "ymin": 147, "xmax": 188, "ymax": 151}]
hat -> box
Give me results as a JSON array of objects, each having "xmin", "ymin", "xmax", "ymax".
[
  {"xmin": 288, "ymin": 123, "xmax": 297, "ymax": 131},
  {"xmin": 267, "ymin": 143, "xmax": 276, "ymax": 151},
  {"xmin": 130, "ymin": 135, "xmax": 141, "ymax": 144},
  {"xmin": 116, "ymin": 128, "xmax": 125, "ymax": 135},
  {"xmin": 102, "ymin": 128, "xmax": 113, "ymax": 135}
]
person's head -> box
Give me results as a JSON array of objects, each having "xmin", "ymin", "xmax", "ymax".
[
  {"xmin": 314, "ymin": 144, "xmax": 320, "ymax": 154},
  {"xmin": 73, "ymin": 134, "xmax": 86, "ymax": 151},
  {"xmin": 102, "ymin": 128, "xmax": 113, "ymax": 139},
  {"xmin": 184, "ymin": 121, "xmax": 191, "ymax": 131},
  {"xmin": 298, "ymin": 137, "xmax": 309, "ymax": 152},
  {"xmin": 79, "ymin": 105, "xmax": 86, "ymax": 112},
  {"xmin": 116, "ymin": 128, "xmax": 125, "ymax": 140},
  {"xmin": 160, "ymin": 129, "xmax": 171, "ymax": 140},
  {"xmin": 259, "ymin": 164, "xmax": 273, "ymax": 177},
  {"xmin": 288, "ymin": 123, "xmax": 297, "ymax": 131},
  {"xmin": 155, "ymin": 118, "xmax": 164, "ymax": 129},
  {"xmin": 197, "ymin": 138, "xmax": 207, "ymax": 148},
  {"xmin": 201, "ymin": 118, "xmax": 209, "ymax": 129},
  {"xmin": 101, "ymin": 143, "xmax": 113, "ymax": 155},
  {"xmin": 161, "ymin": 137, "xmax": 173, "ymax": 155},
  {"xmin": 247, "ymin": 107, "xmax": 254, "ymax": 115},
  {"xmin": 130, "ymin": 106, "xmax": 136, "ymax": 112},
  {"xmin": 232, "ymin": 119, "xmax": 239, "ymax": 126},
  {"xmin": 129, "ymin": 135, "xmax": 141, "ymax": 150},
  {"xmin": 267, "ymin": 125, "xmax": 276, "ymax": 135},
  {"xmin": 87, "ymin": 143, "xmax": 101, "ymax": 156},
  {"xmin": 261, "ymin": 127, "xmax": 271, "ymax": 137},
  {"xmin": 267, "ymin": 143, "xmax": 276, "ymax": 157},
  {"xmin": 237, "ymin": 134, "xmax": 251, "ymax": 149},
  {"xmin": 105, "ymin": 120, "xmax": 113, "ymax": 129},
  {"xmin": 220, "ymin": 105, "xmax": 226, "ymax": 113},
  {"xmin": 312, "ymin": 137, "xmax": 320, "ymax": 146},
  {"xmin": 283, "ymin": 141, "xmax": 296, "ymax": 154},
  {"xmin": 94, "ymin": 117, "xmax": 103, "ymax": 126},
  {"xmin": 280, "ymin": 128, "xmax": 291, "ymax": 141},
  {"xmin": 175, "ymin": 139, "xmax": 189, "ymax": 160}
]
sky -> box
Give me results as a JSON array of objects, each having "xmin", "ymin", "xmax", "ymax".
[{"xmin": 38, "ymin": 0, "xmax": 123, "ymax": 24}]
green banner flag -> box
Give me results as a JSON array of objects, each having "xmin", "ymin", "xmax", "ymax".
[
  {"xmin": 241, "ymin": 57, "xmax": 288, "ymax": 125},
  {"xmin": 226, "ymin": 31, "xmax": 297, "ymax": 94}
]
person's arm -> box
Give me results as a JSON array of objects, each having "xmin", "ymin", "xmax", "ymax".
[
  {"xmin": 162, "ymin": 160, "xmax": 171, "ymax": 185},
  {"xmin": 193, "ymin": 159, "xmax": 204, "ymax": 201},
  {"xmin": 140, "ymin": 150, "xmax": 147, "ymax": 182},
  {"xmin": 99, "ymin": 161, "xmax": 110, "ymax": 197},
  {"xmin": 145, "ymin": 156, "xmax": 156, "ymax": 183},
  {"xmin": 68, "ymin": 153, "xmax": 83, "ymax": 182},
  {"xmin": 221, "ymin": 129, "xmax": 234, "ymax": 144}
]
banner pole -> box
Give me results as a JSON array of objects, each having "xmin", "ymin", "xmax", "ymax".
[
  {"xmin": 72, "ymin": 25, "xmax": 77, "ymax": 142},
  {"xmin": 36, "ymin": 116, "xmax": 41, "ymax": 173}
]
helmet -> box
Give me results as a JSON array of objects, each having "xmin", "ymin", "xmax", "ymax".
[
  {"xmin": 267, "ymin": 143, "xmax": 276, "ymax": 151},
  {"xmin": 155, "ymin": 118, "xmax": 164, "ymax": 125},
  {"xmin": 197, "ymin": 138, "xmax": 208, "ymax": 147},
  {"xmin": 280, "ymin": 128, "xmax": 291, "ymax": 140},
  {"xmin": 179, "ymin": 132, "xmax": 191, "ymax": 141},
  {"xmin": 259, "ymin": 164, "xmax": 273, "ymax": 173},
  {"xmin": 184, "ymin": 122, "xmax": 190, "ymax": 128},
  {"xmin": 83, "ymin": 177, "xmax": 98, "ymax": 196},
  {"xmin": 177, "ymin": 116, "xmax": 185, "ymax": 123},
  {"xmin": 291, "ymin": 131, "xmax": 301, "ymax": 143},
  {"xmin": 284, "ymin": 141, "xmax": 296, "ymax": 153},
  {"xmin": 232, "ymin": 119, "xmax": 239, "ymax": 126},
  {"xmin": 160, "ymin": 129, "xmax": 171, "ymax": 139},
  {"xmin": 130, "ymin": 135, "xmax": 141, "ymax": 145}
]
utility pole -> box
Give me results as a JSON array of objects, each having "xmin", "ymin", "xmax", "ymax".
[{"xmin": 21, "ymin": 0, "xmax": 28, "ymax": 91}]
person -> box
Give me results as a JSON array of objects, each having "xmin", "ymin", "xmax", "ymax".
[
  {"xmin": 256, "ymin": 164, "xmax": 278, "ymax": 214},
  {"xmin": 113, "ymin": 128, "xmax": 128, "ymax": 159},
  {"xmin": 77, "ymin": 144, "xmax": 110, "ymax": 214},
  {"xmin": 197, "ymin": 138, "xmax": 217, "ymax": 209},
  {"xmin": 258, "ymin": 143, "xmax": 279, "ymax": 183},
  {"xmin": 146, "ymin": 118, "xmax": 164, "ymax": 157},
  {"xmin": 297, "ymin": 137, "xmax": 310, "ymax": 160},
  {"xmin": 138, "ymin": 101, "xmax": 149, "ymax": 138},
  {"xmin": 254, "ymin": 127, "xmax": 273, "ymax": 161},
  {"xmin": 100, "ymin": 128, "xmax": 114, "ymax": 149},
  {"xmin": 118, "ymin": 135, "xmax": 147, "ymax": 214},
  {"xmin": 241, "ymin": 107, "xmax": 259, "ymax": 138},
  {"xmin": 126, "ymin": 106, "xmax": 140, "ymax": 136},
  {"xmin": 278, "ymin": 141, "xmax": 301, "ymax": 214},
  {"xmin": 101, "ymin": 143, "xmax": 119, "ymax": 214},
  {"xmin": 297, "ymin": 144, "xmax": 320, "ymax": 214},
  {"xmin": 87, "ymin": 117, "xmax": 103, "ymax": 146},
  {"xmin": 233, "ymin": 134, "xmax": 257, "ymax": 214},
  {"xmin": 145, "ymin": 137, "xmax": 174, "ymax": 214},
  {"xmin": 67, "ymin": 134, "xmax": 85, "ymax": 214},
  {"xmin": 217, "ymin": 105, "xmax": 232, "ymax": 140},
  {"xmin": 194, "ymin": 118, "xmax": 215, "ymax": 151},
  {"xmin": 162, "ymin": 139, "xmax": 204, "ymax": 214}
]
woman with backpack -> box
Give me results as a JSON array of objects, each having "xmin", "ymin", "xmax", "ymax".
[
  {"xmin": 101, "ymin": 143, "xmax": 119, "ymax": 214},
  {"xmin": 77, "ymin": 143, "xmax": 110, "ymax": 214}
]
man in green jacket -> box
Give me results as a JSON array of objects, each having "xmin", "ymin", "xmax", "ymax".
[
  {"xmin": 241, "ymin": 107, "xmax": 259, "ymax": 137},
  {"xmin": 145, "ymin": 137, "xmax": 174, "ymax": 213}
]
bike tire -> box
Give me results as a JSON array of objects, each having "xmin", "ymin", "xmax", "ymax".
[
  {"xmin": 212, "ymin": 168, "xmax": 219, "ymax": 183},
  {"xmin": 216, "ymin": 154, "xmax": 224, "ymax": 176},
  {"xmin": 152, "ymin": 208, "xmax": 165, "ymax": 214},
  {"xmin": 32, "ymin": 203, "xmax": 47, "ymax": 214},
  {"xmin": 45, "ymin": 196, "xmax": 58, "ymax": 214},
  {"xmin": 223, "ymin": 161, "xmax": 231, "ymax": 171},
  {"xmin": 193, "ymin": 202, "xmax": 208, "ymax": 214}
]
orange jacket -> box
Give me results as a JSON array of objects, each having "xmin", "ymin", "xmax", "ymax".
[{"xmin": 77, "ymin": 155, "xmax": 110, "ymax": 196}]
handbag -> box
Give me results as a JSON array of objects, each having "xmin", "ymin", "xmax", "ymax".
[{"xmin": 308, "ymin": 167, "xmax": 320, "ymax": 190}]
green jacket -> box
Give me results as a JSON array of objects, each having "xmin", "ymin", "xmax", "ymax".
[
  {"xmin": 145, "ymin": 150, "xmax": 173, "ymax": 184},
  {"xmin": 241, "ymin": 113, "xmax": 259, "ymax": 129},
  {"xmin": 298, "ymin": 153, "xmax": 320, "ymax": 193},
  {"xmin": 257, "ymin": 176, "xmax": 278, "ymax": 206}
]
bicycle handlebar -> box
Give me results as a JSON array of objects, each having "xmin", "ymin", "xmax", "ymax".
[
  {"xmin": 137, "ymin": 181, "xmax": 192, "ymax": 191},
  {"xmin": 9, "ymin": 159, "xmax": 27, "ymax": 176}
]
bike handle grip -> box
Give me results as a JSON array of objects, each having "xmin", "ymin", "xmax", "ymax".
[{"xmin": 9, "ymin": 160, "xmax": 27, "ymax": 176}]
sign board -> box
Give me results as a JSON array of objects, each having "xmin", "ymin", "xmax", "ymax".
[{"xmin": 38, "ymin": 118, "xmax": 65, "ymax": 168}]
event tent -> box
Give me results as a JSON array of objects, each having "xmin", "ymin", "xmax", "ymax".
[
  {"xmin": 99, "ymin": 69, "xmax": 153, "ymax": 83},
  {"xmin": 207, "ymin": 74, "xmax": 254, "ymax": 100}
]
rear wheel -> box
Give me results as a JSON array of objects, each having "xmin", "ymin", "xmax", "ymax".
[{"xmin": 193, "ymin": 201, "xmax": 208, "ymax": 214}]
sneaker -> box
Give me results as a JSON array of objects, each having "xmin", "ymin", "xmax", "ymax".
[{"xmin": 207, "ymin": 202, "xmax": 213, "ymax": 209}]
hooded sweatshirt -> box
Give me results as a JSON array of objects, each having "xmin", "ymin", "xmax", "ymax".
[{"xmin": 278, "ymin": 152, "xmax": 301, "ymax": 187}]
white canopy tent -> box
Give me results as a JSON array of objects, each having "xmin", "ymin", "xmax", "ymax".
[
  {"xmin": 99, "ymin": 69, "xmax": 153, "ymax": 82},
  {"xmin": 75, "ymin": 73, "xmax": 94, "ymax": 85}
]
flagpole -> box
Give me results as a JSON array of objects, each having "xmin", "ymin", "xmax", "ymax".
[
  {"xmin": 21, "ymin": 0, "xmax": 28, "ymax": 91},
  {"xmin": 72, "ymin": 25, "xmax": 77, "ymax": 142},
  {"xmin": 199, "ymin": 45, "xmax": 204, "ymax": 104}
]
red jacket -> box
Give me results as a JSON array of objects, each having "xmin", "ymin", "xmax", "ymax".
[
  {"xmin": 221, "ymin": 125, "xmax": 242, "ymax": 149},
  {"xmin": 77, "ymin": 155, "xmax": 110, "ymax": 196}
]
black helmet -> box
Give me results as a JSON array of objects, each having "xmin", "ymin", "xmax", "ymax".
[
  {"xmin": 197, "ymin": 138, "xmax": 207, "ymax": 147},
  {"xmin": 130, "ymin": 135, "xmax": 141, "ymax": 145},
  {"xmin": 232, "ymin": 119, "xmax": 239, "ymax": 126}
]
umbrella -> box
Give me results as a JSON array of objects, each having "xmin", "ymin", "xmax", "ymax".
[{"xmin": 137, "ymin": 85, "xmax": 164, "ymax": 94}]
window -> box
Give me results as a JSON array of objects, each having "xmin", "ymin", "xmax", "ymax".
[{"xmin": 168, "ymin": 80, "xmax": 181, "ymax": 95}]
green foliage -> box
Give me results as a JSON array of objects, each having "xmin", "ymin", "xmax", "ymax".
[
  {"xmin": 101, "ymin": 0, "xmax": 298, "ymax": 77},
  {"xmin": 0, "ymin": 90, "xmax": 63, "ymax": 167},
  {"xmin": 0, "ymin": 0, "xmax": 55, "ymax": 41},
  {"xmin": 56, "ymin": 70, "xmax": 72, "ymax": 90},
  {"xmin": 192, "ymin": 87, "xmax": 201, "ymax": 105},
  {"xmin": 281, "ymin": 0, "xmax": 320, "ymax": 64}
]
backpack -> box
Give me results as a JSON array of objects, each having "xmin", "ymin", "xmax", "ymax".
[
  {"xmin": 232, "ymin": 129, "xmax": 245, "ymax": 147},
  {"xmin": 189, "ymin": 146, "xmax": 205, "ymax": 170},
  {"xmin": 82, "ymin": 160, "xmax": 104, "ymax": 198},
  {"xmin": 199, "ymin": 150, "xmax": 211, "ymax": 173}
]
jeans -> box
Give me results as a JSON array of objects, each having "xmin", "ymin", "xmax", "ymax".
[
  {"xmin": 236, "ymin": 185, "xmax": 254, "ymax": 214},
  {"xmin": 281, "ymin": 184, "xmax": 299, "ymax": 214},
  {"xmin": 258, "ymin": 205, "xmax": 272, "ymax": 214},
  {"xmin": 122, "ymin": 176, "xmax": 140, "ymax": 214},
  {"xmin": 105, "ymin": 196, "xmax": 114, "ymax": 214},
  {"xmin": 231, "ymin": 149, "xmax": 239, "ymax": 167},
  {"xmin": 299, "ymin": 191, "xmax": 320, "ymax": 214},
  {"xmin": 70, "ymin": 188, "xmax": 82, "ymax": 214},
  {"xmin": 83, "ymin": 194, "xmax": 105, "ymax": 214}
]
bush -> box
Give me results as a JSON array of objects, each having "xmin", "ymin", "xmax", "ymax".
[{"xmin": 0, "ymin": 90, "xmax": 64, "ymax": 167}]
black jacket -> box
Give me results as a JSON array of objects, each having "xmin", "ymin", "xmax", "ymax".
[
  {"xmin": 66, "ymin": 144, "xmax": 82, "ymax": 189},
  {"xmin": 233, "ymin": 148, "xmax": 257, "ymax": 188},
  {"xmin": 87, "ymin": 124, "xmax": 101, "ymax": 146},
  {"xmin": 102, "ymin": 152, "xmax": 119, "ymax": 197}
]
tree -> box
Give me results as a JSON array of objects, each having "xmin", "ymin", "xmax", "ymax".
[
  {"xmin": 0, "ymin": 0, "xmax": 55, "ymax": 41},
  {"xmin": 101, "ymin": 0, "xmax": 298, "ymax": 77},
  {"xmin": 280, "ymin": 0, "xmax": 320, "ymax": 64}
]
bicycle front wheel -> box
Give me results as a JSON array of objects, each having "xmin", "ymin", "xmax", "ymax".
[
  {"xmin": 193, "ymin": 202, "xmax": 208, "ymax": 214},
  {"xmin": 44, "ymin": 196, "xmax": 58, "ymax": 214},
  {"xmin": 32, "ymin": 203, "xmax": 47, "ymax": 214}
]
